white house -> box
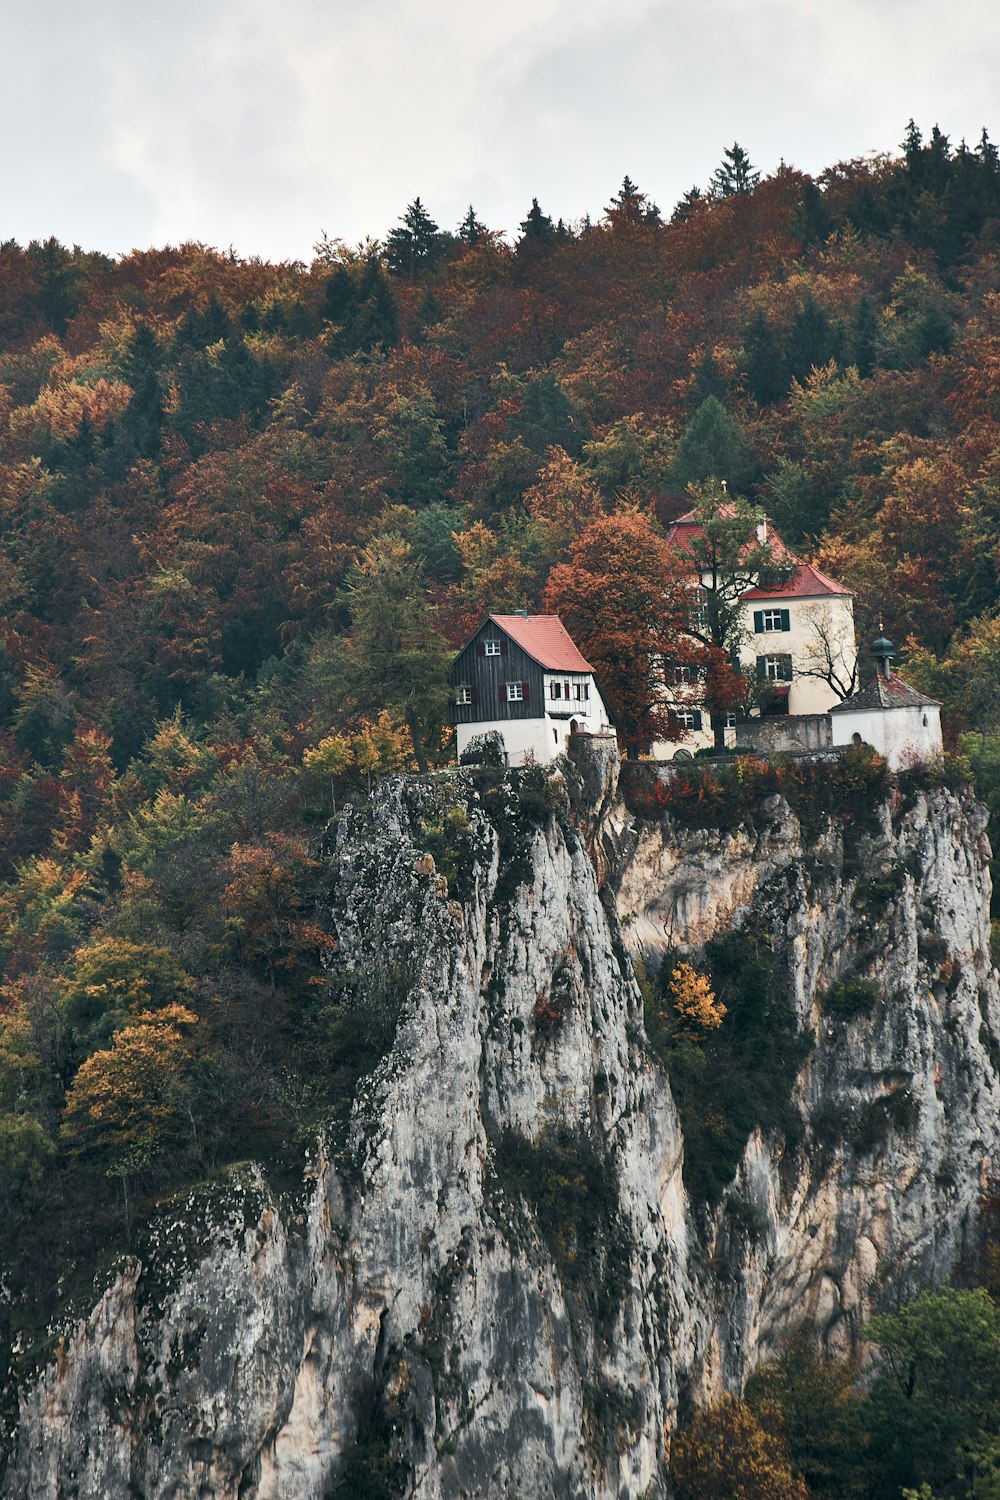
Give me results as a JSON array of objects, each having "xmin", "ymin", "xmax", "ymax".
[
  {"xmin": 830, "ymin": 635, "xmax": 942, "ymax": 769},
  {"xmin": 658, "ymin": 508, "xmax": 858, "ymax": 754},
  {"xmin": 449, "ymin": 614, "xmax": 615, "ymax": 766}
]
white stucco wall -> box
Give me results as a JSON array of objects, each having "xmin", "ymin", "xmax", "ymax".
[
  {"xmin": 456, "ymin": 677, "xmax": 615, "ymax": 766},
  {"xmin": 830, "ymin": 702, "xmax": 943, "ymax": 769},
  {"xmin": 740, "ymin": 595, "xmax": 857, "ymax": 715}
]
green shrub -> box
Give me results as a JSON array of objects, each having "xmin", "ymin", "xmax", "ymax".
[
  {"xmin": 492, "ymin": 1125, "xmax": 630, "ymax": 1334},
  {"xmin": 643, "ymin": 930, "xmax": 811, "ymax": 1206},
  {"xmin": 825, "ymin": 978, "xmax": 879, "ymax": 1019},
  {"xmin": 852, "ymin": 1088, "xmax": 919, "ymax": 1153}
]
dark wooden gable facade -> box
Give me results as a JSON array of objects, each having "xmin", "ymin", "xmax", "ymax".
[{"xmin": 449, "ymin": 619, "xmax": 546, "ymax": 729}]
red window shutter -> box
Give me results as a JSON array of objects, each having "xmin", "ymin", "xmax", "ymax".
[
  {"xmin": 471, "ymin": 686, "xmax": 478, "ymax": 704},
  {"xmin": 499, "ymin": 684, "xmax": 507, "ymax": 702},
  {"xmin": 522, "ymin": 682, "xmax": 529, "ymax": 701},
  {"xmin": 500, "ymin": 639, "xmax": 508, "ymax": 656},
  {"xmin": 476, "ymin": 641, "xmax": 485, "ymax": 657}
]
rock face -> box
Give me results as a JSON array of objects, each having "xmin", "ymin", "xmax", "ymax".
[{"xmin": 5, "ymin": 747, "xmax": 1000, "ymax": 1499}]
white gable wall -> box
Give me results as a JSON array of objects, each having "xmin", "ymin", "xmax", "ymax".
[{"xmin": 830, "ymin": 702, "xmax": 943, "ymax": 770}]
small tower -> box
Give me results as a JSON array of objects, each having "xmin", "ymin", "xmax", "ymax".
[
  {"xmin": 830, "ymin": 631, "xmax": 942, "ymax": 768},
  {"xmin": 871, "ymin": 633, "xmax": 895, "ymax": 680}
]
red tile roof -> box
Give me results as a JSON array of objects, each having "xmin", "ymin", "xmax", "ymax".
[
  {"xmin": 741, "ymin": 562, "xmax": 853, "ymax": 600},
  {"xmin": 665, "ymin": 509, "xmax": 796, "ymax": 564},
  {"xmin": 490, "ymin": 614, "xmax": 594, "ymax": 672}
]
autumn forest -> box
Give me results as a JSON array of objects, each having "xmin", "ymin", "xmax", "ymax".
[{"xmin": 3, "ymin": 124, "xmax": 1000, "ymax": 1486}]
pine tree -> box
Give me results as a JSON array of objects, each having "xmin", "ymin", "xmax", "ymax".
[
  {"xmin": 385, "ymin": 198, "xmax": 441, "ymax": 277},
  {"xmin": 671, "ymin": 396, "xmax": 756, "ymax": 492},
  {"xmin": 517, "ymin": 198, "xmax": 556, "ymax": 245},
  {"xmin": 671, "ymin": 185, "xmax": 705, "ymax": 223},
  {"xmin": 352, "ymin": 257, "xmax": 400, "ymax": 351},
  {"xmin": 710, "ymin": 143, "xmax": 760, "ymax": 199},
  {"xmin": 742, "ymin": 309, "xmax": 788, "ymax": 405},
  {"xmin": 605, "ymin": 176, "xmax": 661, "ymax": 228},
  {"xmin": 457, "ymin": 205, "xmax": 486, "ymax": 244}
]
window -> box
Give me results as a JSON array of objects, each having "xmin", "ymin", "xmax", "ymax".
[
  {"xmin": 484, "ymin": 639, "xmax": 501, "ymax": 657},
  {"xmin": 674, "ymin": 709, "xmax": 703, "ymax": 731},
  {"xmin": 724, "ymin": 712, "xmax": 737, "ymax": 729},
  {"xmin": 673, "ymin": 664, "xmax": 692, "ymax": 685},
  {"xmin": 757, "ymin": 654, "xmax": 793, "ymax": 682},
  {"xmin": 455, "ymin": 684, "xmax": 474, "ymax": 706},
  {"xmin": 690, "ymin": 590, "xmax": 709, "ymax": 631},
  {"xmin": 753, "ymin": 608, "xmax": 790, "ymax": 633},
  {"xmin": 506, "ymin": 681, "xmax": 523, "ymax": 701},
  {"xmin": 551, "ymin": 681, "xmax": 562, "ymax": 699},
  {"xmin": 583, "ymin": 682, "xmax": 589, "ymax": 700}
]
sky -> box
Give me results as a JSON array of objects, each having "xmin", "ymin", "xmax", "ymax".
[{"xmin": 4, "ymin": 0, "xmax": 1000, "ymax": 263}]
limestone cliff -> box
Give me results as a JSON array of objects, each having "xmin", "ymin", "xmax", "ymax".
[{"xmin": 4, "ymin": 746, "xmax": 999, "ymax": 1499}]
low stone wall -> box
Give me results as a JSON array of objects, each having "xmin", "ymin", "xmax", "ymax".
[{"xmin": 733, "ymin": 712, "xmax": 832, "ymax": 755}]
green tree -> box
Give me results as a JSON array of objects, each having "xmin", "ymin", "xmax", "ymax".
[
  {"xmin": 385, "ymin": 198, "xmax": 443, "ymax": 278},
  {"xmin": 710, "ymin": 143, "xmax": 760, "ymax": 198},
  {"xmin": 332, "ymin": 537, "xmax": 452, "ymax": 773},
  {"xmin": 745, "ymin": 1335, "xmax": 868, "ymax": 1498},
  {"xmin": 865, "ymin": 1287, "xmax": 1000, "ymax": 1500},
  {"xmin": 457, "ymin": 205, "xmax": 487, "ymax": 244},
  {"xmin": 671, "ymin": 396, "xmax": 756, "ymax": 493},
  {"xmin": 604, "ymin": 175, "xmax": 661, "ymax": 227}
]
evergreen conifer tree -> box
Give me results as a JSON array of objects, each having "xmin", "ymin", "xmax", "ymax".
[
  {"xmin": 457, "ymin": 205, "xmax": 486, "ymax": 244},
  {"xmin": 710, "ymin": 143, "xmax": 760, "ymax": 198}
]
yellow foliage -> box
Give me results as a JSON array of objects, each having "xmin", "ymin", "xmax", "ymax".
[
  {"xmin": 10, "ymin": 377, "xmax": 132, "ymax": 442},
  {"xmin": 670, "ymin": 1393, "xmax": 808, "ymax": 1500},
  {"xmin": 668, "ymin": 962, "xmax": 726, "ymax": 1031},
  {"xmin": 60, "ymin": 1005, "xmax": 199, "ymax": 1172}
]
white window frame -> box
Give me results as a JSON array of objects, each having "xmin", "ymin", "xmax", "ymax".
[
  {"xmin": 455, "ymin": 684, "xmax": 473, "ymax": 706},
  {"xmin": 763, "ymin": 655, "xmax": 788, "ymax": 681},
  {"xmin": 761, "ymin": 608, "xmax": 785, "ymax": 632},
  {"xmin": 484, "ymin": 639, "xmax": 501, "ymax": 657},
  {"xmin": 675, "ymin": 709, "xmax": 699, "ymax": 730},
  {"xmin": 506, "ymin": 681, "xmax": 523, "ymax": 701},
  {"xmin": 673, "ymin": 664, "xmax": 692, "ymax": 685}
]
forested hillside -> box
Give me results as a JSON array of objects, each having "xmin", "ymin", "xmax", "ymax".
[{"xmin": 2, "ymin": 124, "xmax": 1000, "ymax": 1410}]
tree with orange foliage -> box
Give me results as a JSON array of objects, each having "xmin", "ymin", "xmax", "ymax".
[
  {"xmin": 668, "ymin": 962, "xmax": 726, "ymax": 1031},
  {"xmin": 60, "ymin": 1004, "xmax": 199, "ymax": 1178},
  {"xmin": 543, "ymin": 510, "xmax": 690, "ymax": 756},
  {"xmin": 669, "ymin": 1394, "xmax": 808, "ymax": 1500}
]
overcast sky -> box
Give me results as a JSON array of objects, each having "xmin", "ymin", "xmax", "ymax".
[{"xmin": 4, "ymin": 0, "xmax": 999, "ymax": 263}]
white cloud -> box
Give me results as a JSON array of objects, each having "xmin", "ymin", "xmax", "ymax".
[{"xmin": 3, "ymin": 0, "xmax": 998, "ymax": 259}]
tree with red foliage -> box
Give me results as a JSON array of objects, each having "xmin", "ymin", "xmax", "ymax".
[{"xmin": 543, "ymin": 510, "xmax": 690, "ymax": 757}]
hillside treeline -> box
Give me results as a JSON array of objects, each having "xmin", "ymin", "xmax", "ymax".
[{"xmin": 2, "ymin": 123, "xmax": 1000, "ymax": 1418}]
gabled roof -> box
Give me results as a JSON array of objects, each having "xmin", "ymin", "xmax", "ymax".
[
  {"xmin": 488, "ymin": 614, "xmax": 594, "ymax": 673},
  {"xmin": 741, "ymin": 562, "xmax": 853, "ymax": 601},
  {"xmin": 665, "ymin": 508, "xmax": 796, "ymax": 564},
  {"xmin": 830, "ymin": 674, "xmax": 940, "ymax": 713}
]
